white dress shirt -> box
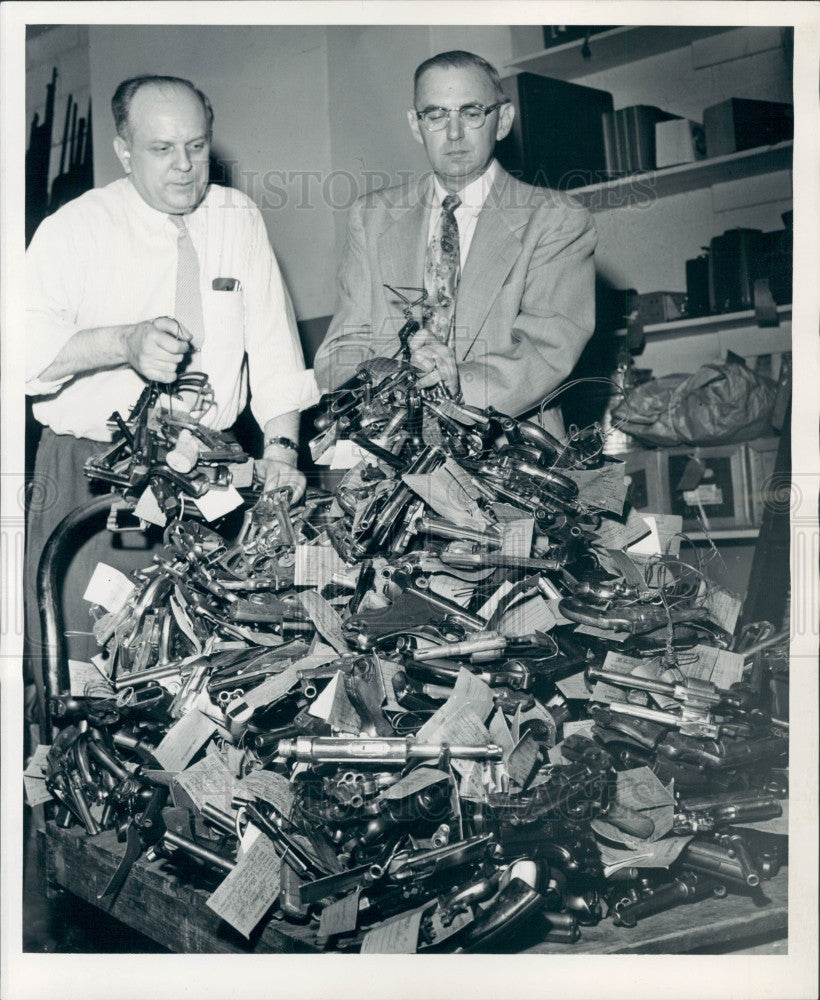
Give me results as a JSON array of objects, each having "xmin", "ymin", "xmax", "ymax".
[
  {"xmin": 26, "ymin": 178, "xmax": 318, "ymax": 441},
  {"xmin": 426, "ymin": 159, "xmax": 498, "ymax": 267}
]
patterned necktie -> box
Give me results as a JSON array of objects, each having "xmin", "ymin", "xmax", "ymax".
[
  {"xmin": 170, "ymin": 215, "xmax": 204, "ymax": 365},
  {"xmin": 423, "ymin": 193, "xmax": 461, "ymax": 343}
]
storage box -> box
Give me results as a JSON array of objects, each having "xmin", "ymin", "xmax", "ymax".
[
  {"xmin": 685, "ymin": 253, "xmax": 711, "ymax": 318},
  {"xmin": 708, "ymin": 228, "xmax": 764, "ymax": 314},
  {"xmin": 703, "ymin": 98, "xmax": 793, "ymax": 158},
  {"xmin": 637, "ymin": 291, "xmax": 687, "ymax": 324},
  {"xmin": 655, "ymin": 118, "xmax": 707, "ymax": 168},
  {"xmin": 497, "ymin": 73, "xmax": 613, "ymax": 189},
  {"xmin": 602, "ymin": 105, "xmax": 680, "ymax": 175},
  {"xmin": 662, "ymin": 444, "xmax": 751, "ymax": 530}
]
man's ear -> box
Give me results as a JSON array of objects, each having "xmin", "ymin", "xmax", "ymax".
[
  {"xmin": 495, "ymin": 102, "xmax": 515, "ymax": 143},
  {"xmin": 113, "ymin": 135, "xmax": 132, "ymax": 174},
  {"xmin": 407, "ymin": 108, "xmax": 425, "ymax": 146}
]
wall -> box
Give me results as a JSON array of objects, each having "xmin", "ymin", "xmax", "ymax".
[
  {"xmin": 325, "ymin": 25, "xmax": 514, "ymax": 286},
  {"xmin": 88, "ymin": 25, "xmax": 336, "ymax": 321}
]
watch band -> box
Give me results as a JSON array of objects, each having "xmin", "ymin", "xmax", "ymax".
[{"xmin": 264, "ymin": 436, "xmax": 299, "ymax": 453}]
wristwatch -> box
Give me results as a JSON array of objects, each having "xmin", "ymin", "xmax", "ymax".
[{"xmin": 264, "ymin": 436, "xmax": 299, "ymax": 453}]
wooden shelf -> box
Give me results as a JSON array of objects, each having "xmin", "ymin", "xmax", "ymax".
[
  {"xmin": 508, "ymin": 26, "xmax": 734, "ymax": 81},
  {"xmin": 614, "ymin": 304, "xmax": 790, "ymax": 343},
  {"xmin": 684, "ymin": 527, "xmax": 761, "ymax": 541},
  {"xmin": 569, "ymin": 142, "xmax": 792, "ymax": 213},
  {"xmin": 638, "ymin": 305, "xmax": 792, "ymax": 340}
]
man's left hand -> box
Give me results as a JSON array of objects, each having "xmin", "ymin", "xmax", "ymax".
[
  {"xmin": 408, "ymin": 330, "xmax": 459, "ymax": 394},
  {"xmin": 255, "ymin": 456, "xmax": 306, "ymax": 504}
]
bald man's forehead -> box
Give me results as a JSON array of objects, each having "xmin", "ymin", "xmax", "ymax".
[{"xmin": 126, "ymin": 83, "xmax": 208, "ymax": 136}]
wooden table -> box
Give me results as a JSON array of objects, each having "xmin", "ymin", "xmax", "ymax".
[{"xmin": 38, "ymin": 823, "xmax": 787, "ymax": 955}]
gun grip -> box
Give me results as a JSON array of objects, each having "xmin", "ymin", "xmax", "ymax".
[{"xmin": 459, "ymin": 879, "xmax": 545, "ymax": 952}]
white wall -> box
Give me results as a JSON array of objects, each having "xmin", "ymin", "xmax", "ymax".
[
  {"xmin": 325, "ymin": 25, "xmax": 516, "ymax": 283},
  {"xmin": 325, "ymin": 26, "xmax": 433, "ymax": 267},
  {"xmin": 88, "ymin": 25, "xmax": 336, "ymax": 320}
]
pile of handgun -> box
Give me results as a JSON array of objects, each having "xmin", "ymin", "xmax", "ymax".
[{"xmin": 34, "ymin": 358, "xmax": 789, "ymax": 952}]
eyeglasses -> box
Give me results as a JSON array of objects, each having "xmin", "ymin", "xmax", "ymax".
[{"xmin": 415, "ymin": 101, "xmax": 508, "ymax": 132}]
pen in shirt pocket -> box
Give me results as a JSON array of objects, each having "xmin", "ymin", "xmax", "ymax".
[{"xmin": 212, "ymin": 277, "xmax": 241, "ymax": 291}]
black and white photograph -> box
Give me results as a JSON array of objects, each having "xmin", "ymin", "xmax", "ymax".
[{"xmin": 1, "ymin": 3, "xmax": 818, "ymax": 998}]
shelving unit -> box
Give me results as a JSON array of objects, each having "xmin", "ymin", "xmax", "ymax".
[
  {"xmin": 685, "ymin": 528, "xmax": 761, "ymax": 542},
  {"xmin": 629, "ymin": 307, "xmax": 791, "ymax": 378},
  {"xmin": 508, "ymin": 26, "xmax": 734, "ymax": 81},
  {"xmin": 570, "ymin": 142, "xmax": 793, "ymax": 212},
  {"xmin": 633, "ymin": 305, "xmax": 792, "ymax": 341},
  {"xmin": 513, "ymin": 25, "xmax": 794, "ymax": 573}
]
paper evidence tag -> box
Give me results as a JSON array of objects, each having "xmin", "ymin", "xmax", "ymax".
[{"xmin": 206, "ymin": 834, "xmax": 282, "ymax": 938}]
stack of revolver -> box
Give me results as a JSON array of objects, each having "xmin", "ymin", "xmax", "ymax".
[{"xmin": 39, "ymin": 358, "xmax": 788, "ymax": 953}]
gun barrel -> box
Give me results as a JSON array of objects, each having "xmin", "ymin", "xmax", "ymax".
[
  {"xmin": 413, "ymin": 633, "xmax": 507, "ymax": 661},
  {"xmin": 276, "ymin": 736, "xmax": 502, "ymax": 764}
]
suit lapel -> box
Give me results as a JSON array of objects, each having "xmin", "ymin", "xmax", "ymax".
[
  {"xmin": 455, "ymin": 168, "xmax": 534, "ymax": 360},
  {"xmin": 378, "ymin": 182, "xmax": 429, "ymax": 311}
]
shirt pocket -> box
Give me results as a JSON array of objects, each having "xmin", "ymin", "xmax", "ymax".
[{"xmin": 202, "ymin": 286, "xmax": 245, "ymax": 355}]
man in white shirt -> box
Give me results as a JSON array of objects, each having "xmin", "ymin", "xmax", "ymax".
[
  {"xmin": 25, "ymin": 75, "xmax": 316, "ymax": 693},
  {"xmin": 314, "ymin": 50, "xmax": 597, "ymax": 432}
]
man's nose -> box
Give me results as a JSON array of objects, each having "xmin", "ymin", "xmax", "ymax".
[
  {"xmin": 173, "ymin": 147, "xmax": 193, "ymax": 171},
  {"xmin": 446, "ymin": 109, "xmax": 465, "ymax": 141}
]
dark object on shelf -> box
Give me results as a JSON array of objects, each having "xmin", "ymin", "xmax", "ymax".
[
  {"xmin": 541, "ymin": 26, "xmax": 619, "ymax": 50},
  {"xmin": 595, "ymin": 285, "xmax": 638, "ymax": 335},
  {"xmin": 686, "ymin": 252, "xmax": 712, "ymax": 318},
  {"xmin": 611, "ymin": 358, "xmax": 776, "ymax": 448},
  {"xmin": 703, "ymin": 98, "xmax": 794, "ymax": 158},
  {"xmin": 497, "ymin": 73, "xmax": 613, "ymax": 189},
  {"xmin": 26, "ymin": 67, "xmax": 58, "ymax": 246},
  {"xmin": 602, "ymin": 105, "xmax": 680, "ymax": 175},
  {"xmin": 738, "ymin": 404, "xmax": 791, "ymax": 637},
  {"xmin": 758, "ymin": 228, "xmax": 793, "ymax": 307},
  {"xmin": 636, "ymin": 291, "xmax": 687, "ymax": 325},
  {"xmin": 689, "ymin": 219, "xmax": 792, "ymax": 321},
  {"xmin": 709, "ymin": 228, "xmax": 764, "ymax": 314}
]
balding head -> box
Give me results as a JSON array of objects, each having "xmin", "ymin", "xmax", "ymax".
[{"xmin": 112, "ymin": 75, "xmax": 213, "ymax": 142}]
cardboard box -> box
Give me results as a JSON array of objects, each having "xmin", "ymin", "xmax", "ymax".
[
  {"xmin": 662, "ymin": 444, "xmax": 751, "ymax": 530},
  {"xmin": 637, "ymin": 291, "xmax": 687, "ymax": 324},
  {"xmin": 655, "ymin": 118, "xmax": 707, "ymax": 168},
  {"xmin": 703, "ymin": 98, "xmax": 793, "ymax": 158}
]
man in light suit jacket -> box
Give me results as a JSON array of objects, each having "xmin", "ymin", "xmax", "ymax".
[{"xmin": 314, "ymin": 50, "xmax": 597, "ymax": 438}]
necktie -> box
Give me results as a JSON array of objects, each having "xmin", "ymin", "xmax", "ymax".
[
  {"xmin": 170, "ymin": 215, "xmax": 204, "ymax": 366},
  {"xmin": 423, "ymin": 193, "xmax": 461, "ymax": 343}
]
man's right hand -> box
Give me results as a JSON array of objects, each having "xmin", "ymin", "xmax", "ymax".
[{"xmin": 124, "ymin": 317, "xmax": 192, "ymax": 382}]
